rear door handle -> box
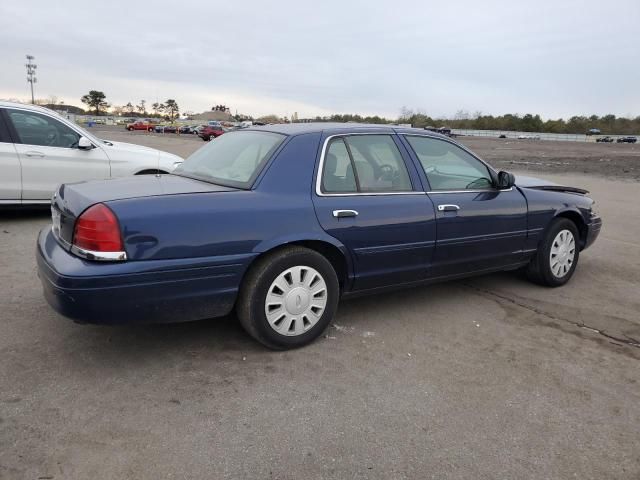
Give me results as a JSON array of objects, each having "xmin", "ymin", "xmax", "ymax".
[
  {"xmin": 25, "ymin": 151, "xmax": 45, "ymax": 158},
  {"xmin": 333, "ymin": 209, "xmax": 358, "ymax": 218},
  {"xmin": 437, "ymin": 204, "xmax": 460, "ymax": 212}
]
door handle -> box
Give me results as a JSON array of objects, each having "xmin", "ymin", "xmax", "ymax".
[
  {"xmin": 25, "ymin": 151, "xmax": 45, "ymax": 158},
  {"xmin": 437, "ymin": 204, "xmax": 460, "ymax": 212},
  {"xmin": 333, "ymin": 209, "xmax": 358, "ymax": 218}
]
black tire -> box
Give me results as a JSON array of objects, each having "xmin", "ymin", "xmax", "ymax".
[
  {"xmin": 236, "ymin": 246, "xmax": 340, "ymax": 350},
  {"xmin": 135, "ymin": 169, "xmax": 168, "ymax": 175},
  {"xmin": 127, "ymin": 127, "xmax": 134, "ymax": 131},
  {"xmin": 525, "ymin": 218, "xmax": 580, "ymax": 287}
]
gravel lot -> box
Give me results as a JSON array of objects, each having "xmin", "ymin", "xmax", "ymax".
[{"xmin": 1, "ymin": 128, "xmax": 639, "ymax": 479}]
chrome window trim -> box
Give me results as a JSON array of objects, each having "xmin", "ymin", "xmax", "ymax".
[
  {"xmin": 315, "ymin": 133, "xmax": 418, "ymax": 197},
  {"xmin": 427, "ymin": 187, "xmax": 513, "ymax": 194}
]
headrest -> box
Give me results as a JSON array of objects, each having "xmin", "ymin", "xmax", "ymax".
[{"xmin": 325, "ymin": 153, "xmax": 338, "ymax": 173}]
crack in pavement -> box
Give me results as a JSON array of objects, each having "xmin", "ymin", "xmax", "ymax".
[{"xmin": 462, "ymin": 283, "xmax": 640, "ymax": 350}]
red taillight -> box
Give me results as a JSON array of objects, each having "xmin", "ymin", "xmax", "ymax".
[{"xmin": 73, "ymin": 203, "xmax": 124, "ymax": 252}]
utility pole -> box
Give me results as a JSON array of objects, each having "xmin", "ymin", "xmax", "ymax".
[{"xmin": 25, "ymin": 55, "xmax": 37, "ymax": 104}]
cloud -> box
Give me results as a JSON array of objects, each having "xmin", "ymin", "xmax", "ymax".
[{"xmin": 1, "ymin": 0, "xmax": 638, "ymax": 118}]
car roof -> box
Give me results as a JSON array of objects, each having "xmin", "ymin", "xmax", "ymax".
[
  {"xmin": 247, "ymin": 122, "xmax": 446, "ymax": 138},
  {"xmin": 0, "ymin": 100, "xmax": 60, "ymax": 115}
]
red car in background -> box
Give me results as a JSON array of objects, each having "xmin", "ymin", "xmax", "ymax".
[
  {"xmin": 198, "ymin": 125, "xmax": 225, "ymax": 141},
  {"xmin": 126, "ymin": 120, "xmax": 156, "ymax": 132}
]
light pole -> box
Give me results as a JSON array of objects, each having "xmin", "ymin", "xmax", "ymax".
[{"xmin": 25, "ymin": 55, "xmax": 37, "ymax": 104}]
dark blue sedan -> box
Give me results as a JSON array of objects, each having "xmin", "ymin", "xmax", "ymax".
[{"xmin": 37, "ymin": 124, "xmax": 602, "ymax": 349}]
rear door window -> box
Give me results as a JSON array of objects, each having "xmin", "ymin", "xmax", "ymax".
[
  {"xmin": 321, "ymin": 138, "xmax": 357, "ymax": 193},
  {"xmin": 320, "ymin": 134, "xmax": 413, "ymax": 194}
]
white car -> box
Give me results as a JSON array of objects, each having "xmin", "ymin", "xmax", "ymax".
[
  {"xmin": 517, "ymin": 134, "xmax": 541, "ymax": 140},
  {"xmin": 0, "ymin": 101, "xmax": 183, "ymax": 205}
]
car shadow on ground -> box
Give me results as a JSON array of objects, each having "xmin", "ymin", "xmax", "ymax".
[
  {"xmin": 62, "ymin": 271, "xmax": 530, "ymax": 363},
  {"xmin": 0, "ymin": 206, "xmax": 50, "ymax": 221}
]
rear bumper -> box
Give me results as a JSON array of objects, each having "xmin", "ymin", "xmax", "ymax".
[
  {"xmin": 584, "ymin": 214, "xmax": 602, "ymax": 250},
  {"xmin": 37, "ymin": 228, "xmax": 252, "ymax": 325}
]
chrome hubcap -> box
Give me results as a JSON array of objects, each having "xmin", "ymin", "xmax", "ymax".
[
  {"xmin": 550, "ymin": 229, "xmax": 575, "ymax": 278},
  {"xmin": 265, "ymin": 266, "xmax": 328, "ymax": 336}
]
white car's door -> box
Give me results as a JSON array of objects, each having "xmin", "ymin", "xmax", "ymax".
[
  {"xmin": 5, "ymin": 108, "xmax": 110, "ymax": 201},
  {"xmin": 0, "ymin": 112, "xmax": 21, "ymax": 202}
]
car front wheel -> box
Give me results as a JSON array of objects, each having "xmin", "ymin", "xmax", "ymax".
[
  {"xmin": 525, "ymin": 218, "xmax": 580, "ymax": 287},
  {"xmin": 237, "ymin": 246, "xmax": 339, "ymax": 349}
]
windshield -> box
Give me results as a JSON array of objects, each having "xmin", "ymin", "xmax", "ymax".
[{"xmin": 174, "ymin": 130, "xmax": 285, "ymax": 188}]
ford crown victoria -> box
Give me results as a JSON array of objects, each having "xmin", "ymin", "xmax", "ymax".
[{"xmin": 37, "ymin": 124, "xmax": 602, "ymax": 349}]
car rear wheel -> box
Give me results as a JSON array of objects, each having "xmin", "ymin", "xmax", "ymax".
[
  {"xmin": 525, "ymin": 218, "xmax": 580, "ymax": 287},
  {"xmin": 148, "ymin": 127, "xmax": 153, "ymax": 132},
  {"xmin": 237, "ymin": 246, "xmax": 339, "ymax": 350}
]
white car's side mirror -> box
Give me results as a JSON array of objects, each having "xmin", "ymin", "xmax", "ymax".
[{"xmin": 78, "ymin": 136, "xmax": 94, "ymax": 150}]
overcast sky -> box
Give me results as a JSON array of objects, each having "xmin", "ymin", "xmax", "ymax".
[{"xmin": 1, "ymin": 0, "xmax": 638, "ymax": 119}]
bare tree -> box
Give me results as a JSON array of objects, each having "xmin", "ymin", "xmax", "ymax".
[{"xmin": 137, "ymin": 100, "xmax": 147, "ymax": 115}]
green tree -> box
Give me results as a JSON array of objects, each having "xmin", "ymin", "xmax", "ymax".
[
  {"xmin": 164, "ymin": 99, "xmax": 179, "ymax": 121},
  {"xmin": 81, "ymin": 90, "xmax": 108, "ymax": 116}
]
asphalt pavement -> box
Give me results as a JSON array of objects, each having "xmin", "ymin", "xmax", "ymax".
[{"xmin": 1, "ymin": 130, "xmax": 638, "ymax": 479}]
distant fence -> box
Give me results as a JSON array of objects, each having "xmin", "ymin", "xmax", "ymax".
[{"xmin": 451, "ymin": 129, "xmax": 631, "ymax": 143}]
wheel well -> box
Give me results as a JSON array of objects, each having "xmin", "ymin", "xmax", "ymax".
[
  {"xmin": 249, "ymin": 241, "xmax": 349, "ymax": 290},
  {"xmin": 556, "ymin": 211, "xmax": 587, "ymax": 248},
  {"xmin": 136, "ymin": 169, "xmax": 169, "ymax": 175}
]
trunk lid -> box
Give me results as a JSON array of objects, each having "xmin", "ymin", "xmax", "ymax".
[{"xmin": 51, "ymin": 174, "xmax": 237, "ymax": 247}]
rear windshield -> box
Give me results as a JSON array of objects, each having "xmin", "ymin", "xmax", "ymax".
[{"xmin": 173, "ymin": 131, "xmax": 285, "ymax": 189}]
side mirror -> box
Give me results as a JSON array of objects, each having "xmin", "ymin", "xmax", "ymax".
[
  {"xmin": 497, "ymin": 171, "xmax": 515, "ymax": 189},
  {"xmin": 78, "ymin": 136, "xmax": 94, "ymax": 150}
]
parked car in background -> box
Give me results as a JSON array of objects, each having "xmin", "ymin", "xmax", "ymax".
[
  {"xmin": 198, "ymin": 125, "xmax": 225, "ymax": 141},
  {"xmin": 596, "ymin": 136, "xmax": 614, "ymax": 143},
  {"xmin": 37, "ymin": 123, "xmax": 601, "ymax": 350},
  {"xmin": 517, "ymin": 134, "xmax": 541, "ymax": 140},
  {"xmin": 616, "ymin": 136, "xmax": 637, "ymax": 143},
  {"xmin": 0, "ymin": 101, "xmax": 183, "ymax": 204},
  {"xmin": 154, "ymin": 125, "xmax": 178, "ymax": 134},
  {"xmin": 586, "ymin": 128, "xmax": 601, "ymax": 135},
  {"xmin": 424, "ymin": 126, "xmax": 452, "ymax": 136},
  {"xmin": 179, "ymin": 125, "xmax": 200, "ymax": 134},
  {"xmin": 126, "ymin": 120, "xmax": 156, "ymax": 132},
  {"xmin": 499, "ymin": 134, "xmax": 507, "ymax": 139}
]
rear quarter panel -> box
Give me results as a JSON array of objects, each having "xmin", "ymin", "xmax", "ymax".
[{"xmin": 106, "ymin": 132, "xmax": 341, "ymax": 266}]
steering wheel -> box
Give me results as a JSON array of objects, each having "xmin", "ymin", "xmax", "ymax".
[
  {"xmin": 45, "ymin": 128, "xmax": 59, "ymax": 147},
  {"xmin": 466, "ymin": 178, "xmax": 490, "ymax": 189},
  {"xmin": 378, "ymin": 164, "xmax": 395, "ymax": 181}
]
